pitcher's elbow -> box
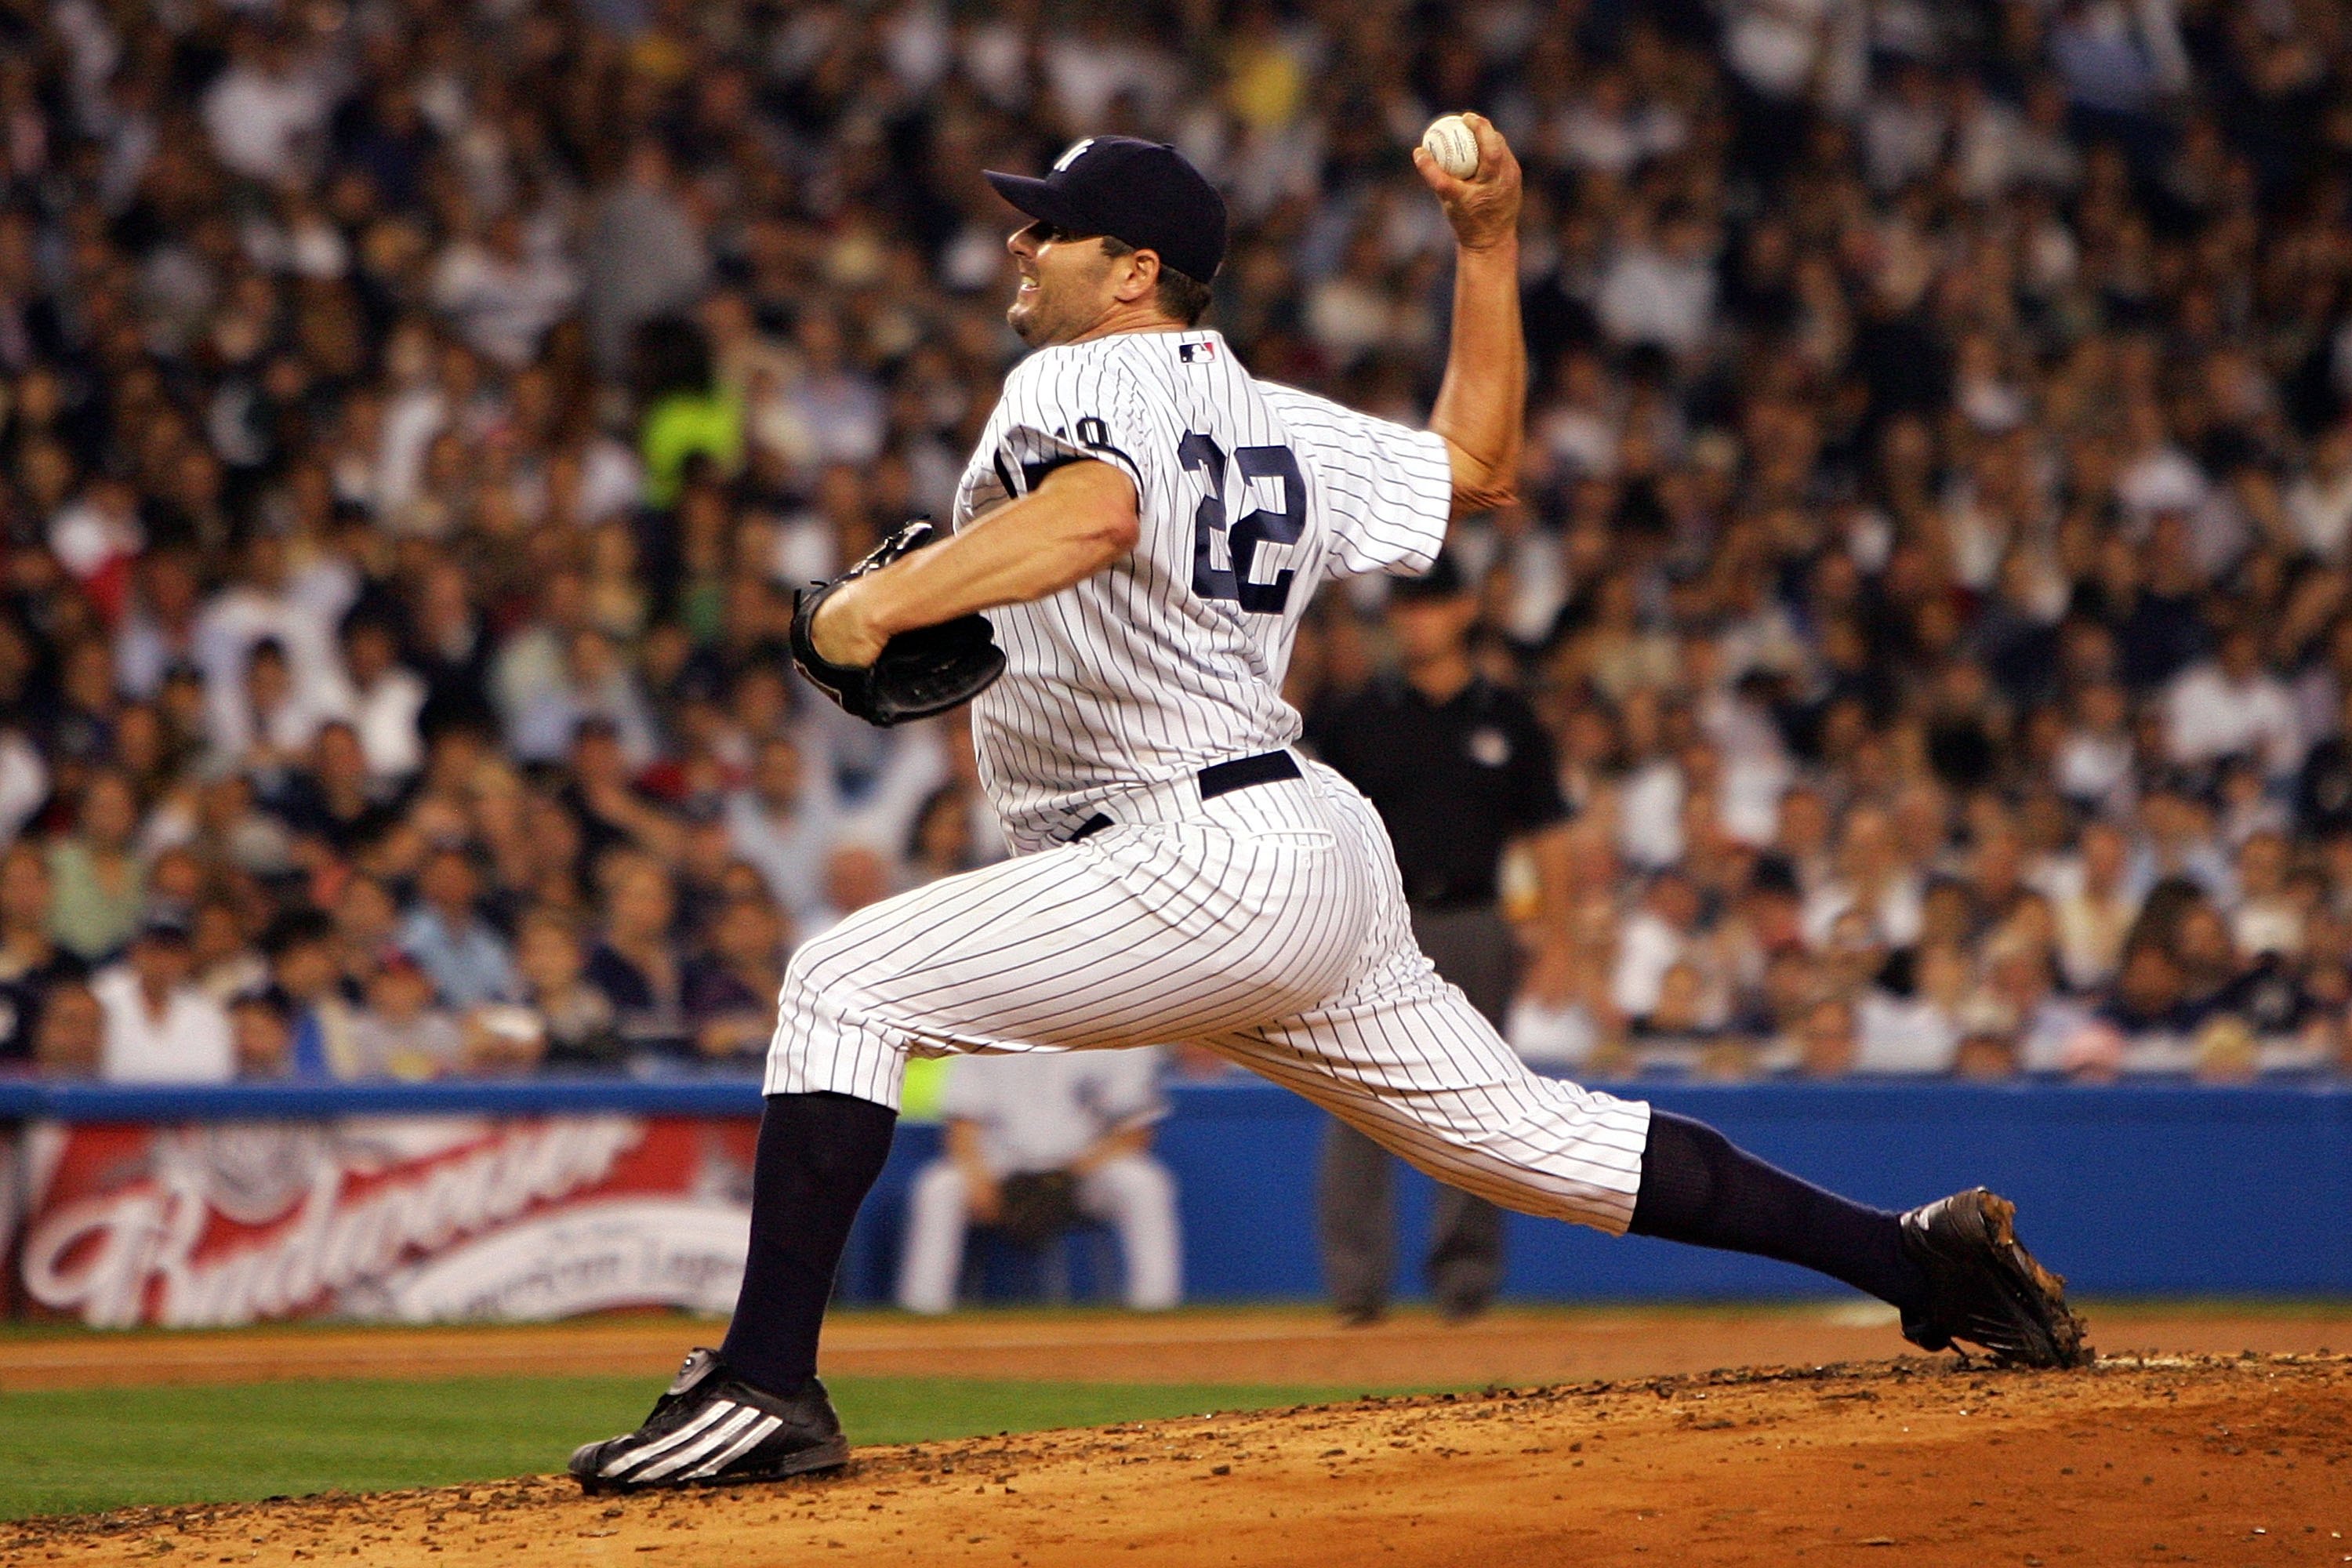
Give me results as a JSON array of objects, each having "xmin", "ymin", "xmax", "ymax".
[
  {"xmin": 1451, "ymin": 480, "xmax": 1519, "ymax": 517},
  {"xmin": 1097, "ymin": 506, "xmax": 1142, "ymax": 557}
]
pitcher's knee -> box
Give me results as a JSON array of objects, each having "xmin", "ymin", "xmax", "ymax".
[
  {"xmin": 775, "ymin": 938, "xmax": 869, "ymax": 1039},
  {"xmin": 763, "ymin": 936, "xmax": 910, "ymax": 1103},
  {"xmin": 780, "ymin": 933, "xmax": 840, "ymax": 1007}
]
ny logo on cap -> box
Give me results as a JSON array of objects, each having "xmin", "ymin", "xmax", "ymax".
[{"xmin": 1052, "ymin": 138, "xmax": 1096, "ymax": 172}]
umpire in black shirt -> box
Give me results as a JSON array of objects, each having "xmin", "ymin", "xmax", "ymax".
[{"xmin": 1305, "ymin": 553, "xmax": 1573, "ymax": 1323}]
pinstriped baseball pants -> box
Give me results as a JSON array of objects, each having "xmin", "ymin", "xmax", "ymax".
[{"xmin": 764, "ymin": 757, "xmax": 1652, "ymax": 1235}]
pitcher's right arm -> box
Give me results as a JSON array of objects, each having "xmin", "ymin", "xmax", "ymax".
[{"xmin": 1415, "ymin": 113, "xmax": 1526, "ymax": 519}]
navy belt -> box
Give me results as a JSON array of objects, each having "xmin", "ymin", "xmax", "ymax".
[{"xmin": 1070, "ymin": 750, "xmax": 1303, "ymax": 842}]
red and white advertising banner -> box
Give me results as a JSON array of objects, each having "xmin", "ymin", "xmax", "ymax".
[{"xmin": 5, "ymin": 1116, "xmax": 760, "ymax": 1327}]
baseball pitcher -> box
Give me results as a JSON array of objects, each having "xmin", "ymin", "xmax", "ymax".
[{"xmin": 571, "ymin": 120, "xmax": 2085, "ymax": 1493}]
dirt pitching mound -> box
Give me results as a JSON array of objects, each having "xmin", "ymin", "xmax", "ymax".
[
  {"xmin": 7, "ymin": 1302, "xmax": 2344, "ymax": 1392},
  {"xmin": 7, "ymin": 1354, "xmax": 2347, "ymax": 1567}
]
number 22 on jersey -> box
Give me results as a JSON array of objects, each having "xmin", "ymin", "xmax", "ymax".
[{"xmin": 1181, "ymin": 432, "xmax": 1304, "ymax": 614}]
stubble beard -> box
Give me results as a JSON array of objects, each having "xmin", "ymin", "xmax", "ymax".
[
  {"xmin": 1009, "ymin": 268, "xmax": 1094, "ymax": 348},
  {"xmin": 1007, "ymin": 285, "xmax": 1051, "ymax": 347}
]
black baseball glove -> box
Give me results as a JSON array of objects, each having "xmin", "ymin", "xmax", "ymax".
[
  {"xmin": 789, "ymin": 520, "xmax": 1007, "ymax": 728},
  {"xmin": 992, "ymin": 1169, "xmax": 1083, "ymax": 1248}
]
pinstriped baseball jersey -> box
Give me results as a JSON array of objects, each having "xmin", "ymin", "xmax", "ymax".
[
  {"xmin": 764, "ymin": 321, "xmax": 1653, "ymax": 1243},
  {"xmin": 953, "ymin": 328, "xmax": 1454, "ymax": 848}
]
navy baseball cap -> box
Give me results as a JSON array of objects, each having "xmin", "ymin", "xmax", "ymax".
[{"xmin": 985, "ymin": 136, "xmax": 1228, "ymax": 284}]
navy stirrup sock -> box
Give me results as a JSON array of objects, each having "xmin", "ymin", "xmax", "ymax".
[
  {"xmin": 719, "ymin": 1091, "xmax": 898, "ymax": 1396},
  {"xmin": 1627, "ymin": 1109, "xmax": 1928, "ymax": 1314}
]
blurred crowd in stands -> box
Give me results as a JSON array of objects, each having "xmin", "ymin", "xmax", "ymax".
[{"xmin": 0, "ymin": 0, "xmax": 2347, "ymax": 1087}]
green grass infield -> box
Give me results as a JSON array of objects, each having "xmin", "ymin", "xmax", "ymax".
[{"xmin": 0, "ymin": 1374, "xmax": 1422, "ymax": 1523}]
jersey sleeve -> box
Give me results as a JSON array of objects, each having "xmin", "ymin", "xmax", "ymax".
[
  {"xmin": 985, "ymin": 351, "xmax": 1159, "ymax": 503},
  {"xmin": 1262, "ymin": 384, "xmax": 1453, "ymax": 579}
]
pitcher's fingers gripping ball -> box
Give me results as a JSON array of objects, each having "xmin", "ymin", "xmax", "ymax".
[
  {"xmin": 1421, "ymin": 114, "xmax": 1479, "ymax": 178},
  {"xmin": 1409, "ymin": 111, "xmax": 1519, "ymax": 252}
]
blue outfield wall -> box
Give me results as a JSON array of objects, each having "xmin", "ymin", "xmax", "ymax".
[
  {"xmin": 851, "ymin": 1080, "xmax": 2352, "ymax": 1303},
  {"xmin": 3, "ymin": 1077, "xmax": 2347, "ymax": 1302}
]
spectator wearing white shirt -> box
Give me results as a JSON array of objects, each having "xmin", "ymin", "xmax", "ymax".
[
  {"xmin": 370, "ymin": 321, "xmax": 454, "ymax": 524},
  {"xmin": 1305, "ymin": 229, "xmax": 1409, "ymax": 369},
  {"xmin": 766, "ymin": 465, "xmax": 867, "ymax": 588},
  {"xmin": 94, "ymin": 913, "xmax": 234, "ymax": 1083},
  {"xmin": 509, "ymin": 628, "xmax": 659, "ymax": 769},
  {"xmin": 2229, "ymin": 829, "xmax": 2301, "ymax": 960},
  {"xmin": 2129, "ymin": 785, "xmax": 2238, "ymax": 907},
  {"xmin": 898, "ymin": 1049, "xmax": 1181, "ymax": 1315},
  {"xmin": 1854, "ymin": 945, "xmax": 1968, "ymax": 1074},
  {"xmin": 1612, "ymin": 869, "xmax": 1702, "ymax": 1021},
  {"xmin": 724, "ymin": 733, "xmax": 837, "ymax": 926},
  {"xmin": 2114, "ymin": 401, "xmax": 2209, "ymax": 528},
  {"xmin": 2054, "ymin": 680, "xmax": 2136, "ymax": 814},
  {"xmin": 193, "ymin": 535, "xmax": 354, "ymax": 763},
  {"xmin": 216, "ymin": 637, "xmax": 347, "ymax": 777},
  {"xmin": 796, "ymin": 702, "xmax": 950, "ymax": 855},
  {"xmin": 2010, "ymin": 78, "xmax": 2089, "ymax": 193},
  {"xmin": 0, "ymin": 721, "xmax": 47, "ymax": 851},
  {"xmin": 115, "ymin": 550, "xmax": 205, "ymax": 701},
  {"xmin": 1612, "ymin": 686, "xmax": 1686, "ymax": 869},
  {"xmin": 1596, "ymin": 206, "xmax": 1719, "ymax": 360},
  {"xmin": 47, "ymin": 474, "xmax": 142, "ymax": 602},
  {"xmin": 1721, "ymin": 0, "xmax": 1858, "ymax": 110},
  {"xmin": 200, "ymin": 25, "xmax": 329, "ymax": 185},
  {"xmin": 1802, "ymin": 805, "xmax": 1926, "ymax": 949},
  {"xmin": 430, "ymin": 212, "xmax": 582, "ymax": 370},
  {"xmin": 2049, "ymin": 0, "xmax": 2190, "ymax": 118},
  {"xmin": 1951, "ymin": 73, "xmax": 2034, "ymax": 200},
  {"xmin": 339, "ymin": 612, "xmax": 426, "ymax": 782},
  {"xmin": 2165, "ymin": 627, "xmax": 2303, "ymax": 782},
  {"xmin": 1552, "ymin": 70, "xmax": 1685, "ymax": 179},
  {"xmin": 1969, "ymin": 935, "xmax": 2091, "ymax": 1076},
  {"xmin": 2285, "ymin": 422, "xmax": 2352, "ymax": 563},
  {"xmin": 780, "ymin": 312, "xmax": 887, "ymax": 469},
  {"xmin": 239, "ymin": 183, "xmax": 348, "ymax": 280},
  {"xmin": 2054, "ymin": 819, "xmax": 2140, "ymax": 991},
  {"xmin": 583, "ymin": 141, "xmax": 710, "ymax": 374},
  {"xmin": 1860, "ymin": 61, "xmax": 1950, "ymax": 193},
  {"xmin": 1040, "ymin": 9, "xmax": 1174, "ymax": 125},
  {"xmin": 490, "ymin": 568, "xmax": 593, "ymax": 740},
  {"xmin": 1537, "ymin": 349, "xmax": 1621, "ymax": 478}
]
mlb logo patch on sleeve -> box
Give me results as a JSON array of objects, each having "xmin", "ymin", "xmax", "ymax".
[{"xmin": 1179, "ymin": 339, "xmax": 1217, "ymax": 364}]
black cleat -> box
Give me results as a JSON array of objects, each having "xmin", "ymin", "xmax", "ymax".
[
  {"xmin": 1898, "ymin": 1189, "xmax": 2090, "ymax": 1369},
  {"xmin": 568, "ymin": 1348, "xmax": 850, "ymax": 1493}
]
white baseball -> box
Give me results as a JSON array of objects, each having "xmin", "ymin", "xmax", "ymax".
[{"xmin": 1422, "ymin": 114, "xmax": 1479, "ymax": 180}]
